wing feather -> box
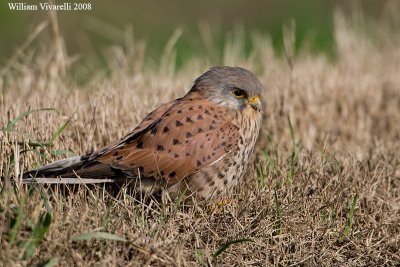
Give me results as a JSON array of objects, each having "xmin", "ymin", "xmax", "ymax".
[
  {"xmin": 97, "ymin": 92, "xmax": 239, "ymax": 185},
  {"xmin": 24, "ymin": 92, "xmax": 239, "ymax": 189}
]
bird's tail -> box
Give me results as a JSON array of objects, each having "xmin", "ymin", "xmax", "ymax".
[{"xmin": 22, "ymin": 156, "xmax": 120, "ymax": 184}]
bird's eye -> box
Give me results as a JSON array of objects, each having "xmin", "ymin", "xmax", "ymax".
[{"xmin": 232, "ymin": 88, "xmax": 246, "ymax": 99}]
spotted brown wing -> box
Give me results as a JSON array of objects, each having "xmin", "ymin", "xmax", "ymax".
[
  {"xmin": 96, "ymin": 96, "xmax": 239, "ymax": 185},
  {"xmin": 87, "ymin": 99, "xmax": 181, "ymax": 160}
]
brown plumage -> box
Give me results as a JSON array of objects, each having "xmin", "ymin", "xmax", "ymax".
[{"xmin": 23, "ymin": 66, "xmax": 264, "ymax": 199}]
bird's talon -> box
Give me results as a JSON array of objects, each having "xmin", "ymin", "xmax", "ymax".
[{"xmin": 210, "ymin": 198, "xmax": 232, "ymax": 214}]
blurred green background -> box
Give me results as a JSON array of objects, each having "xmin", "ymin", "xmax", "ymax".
[{"xmin": 0, "ymin": 0, "xmax": 388, "ymax": 69}]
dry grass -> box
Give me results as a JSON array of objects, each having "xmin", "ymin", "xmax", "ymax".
[{"xmin": 1, "ymin": 10, "xmax": 400, "ymax": 266}]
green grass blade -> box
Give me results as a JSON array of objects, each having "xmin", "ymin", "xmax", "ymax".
[
  {"xmin": 262, "ymin": 150, "xmax": 276, "ymax": 172},
  {"xmin": 22, "ymin": 211, "xmax": 52, "ymax": 260},
  {"xmin": 195, "ymin": 249, "xmax": 205, "ymax": 265},
  {"xmin": 50, "ymin": 118, "xmax": 71, "ymax": 144},
  {"xmin": 257, "ymin": 163, "xmax": 266, "ymax": 191},
  {"xmin": 101, "ymin": 203, "xmax": 112, "ymax": 228},
  {"xmin": 2, "ymin": 108, "xmax": 56, "ymax": 131},
  {"xmin": 341, "ymin": 193, "xmax": 358, "ymax": 240},
  {"xmin": 262, "ymin": 133, "xmax": 276, "ymax": 171},
  {"xmin": 212, "ymin": 238, "xmax": 254, "ymax": 259},
  {"xmin": 287, "ymin": 115, "xmax": 295, "ymax": 147},
  {"xmin": 31, "ymin": 149, "xmax": 52, "ymax": 163},
  {"xmin": 0, "ymin": 128, "xmax": 23, "ymax": 133},
  {"xmin": 172, "ymin": 188, "xmax": 187, "ymax": 213},
  {"xmin": 39, "ymin": 257, "xmax": 59, "ymax": 267},
  {"xmin": 40, "ymin": 188, "xmax": 53, "ymax": 214},
  {"xmin": 72, "ymin": 231, "xmax": 126, "ymax": 242},
  {"xmin": 8, "ymin": 194, "xmax": 28, "ymax": 246},
  {"xmin": 273, "ymin": 190, "xmax": 282, "ymax": 236},
  {"xmin": 51, "ymin": 149, "xmax": 78, "ymax": 157}
]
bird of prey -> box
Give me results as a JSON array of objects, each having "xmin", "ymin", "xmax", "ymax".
[{"xmin": 23, "ymin": 66, "xmax": 264, "ymax": 200}]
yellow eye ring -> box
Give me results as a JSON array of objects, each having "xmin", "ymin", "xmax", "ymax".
[{"xmin": 232, "ymin": 88, "xmax": 246, "ymax": 99}]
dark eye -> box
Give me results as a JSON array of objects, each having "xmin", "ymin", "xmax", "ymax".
[{"xmin": 232, "ymin": 88, "xmax": 246, "ymax": 99}]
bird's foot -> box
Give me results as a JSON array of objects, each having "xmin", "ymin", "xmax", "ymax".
[{"xmin": 209, "ymin": 198, "xmax": 232, "ymax": 214}]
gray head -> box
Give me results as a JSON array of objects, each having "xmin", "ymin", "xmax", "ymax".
[{"xmin": 190, "ymin": 66, "xmax": 264, "ymax": 112}]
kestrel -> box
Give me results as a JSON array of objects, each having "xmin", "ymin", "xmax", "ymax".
[{"xmin": 23, "ymin": 66, "xmax": 264, "ymax": 199}]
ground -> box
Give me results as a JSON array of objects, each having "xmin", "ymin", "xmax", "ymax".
[{"xmin": 1, "ymin": 12, "xmax": 399, "ymax": 266}]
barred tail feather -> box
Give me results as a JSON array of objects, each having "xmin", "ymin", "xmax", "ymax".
[
  {"xmin": 22, "ymin": 155, "xmax": 127, "ymax": 184},
  {"xmin": 22, "ymin": 156, "xmax": 83, "ymax": 179},
  {"xmin": 22, "ymin": 177, "xmax": 116, "ymax": 184}
]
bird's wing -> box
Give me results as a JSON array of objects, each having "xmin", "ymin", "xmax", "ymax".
[
  {"xmin": 24, "ymin": 95, "xmax": 239, "ymax": 187},
  {"xmin": 87, "ymin": 98, "xmax": 181, "ymax": 160},
  {"xmin": 94, "ymin": 96, "xmax": 239, "ymax": 185},
  {"xmin": 23, "ymin": 99, "xmax": 180, "ymax": 181}
]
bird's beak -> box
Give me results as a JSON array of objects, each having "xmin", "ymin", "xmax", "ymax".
[{"xmin": 248, "ymin": 95, "xmax": 262, "ymax": 111}]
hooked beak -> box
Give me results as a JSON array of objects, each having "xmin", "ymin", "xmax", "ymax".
[{"xmin": 247, "ymin": 95, "xmax": 262, "ymax": 111}]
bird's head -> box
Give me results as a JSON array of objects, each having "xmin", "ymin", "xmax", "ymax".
[{"xmin": 190, "ymin": 66, "xmax": 264, "ymax": 113}]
